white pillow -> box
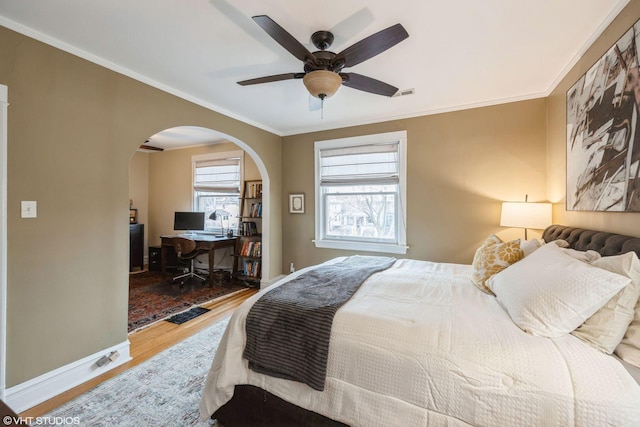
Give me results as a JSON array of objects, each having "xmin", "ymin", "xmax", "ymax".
[
  {"xmin": 614, "ymin": 252, "xmax": 640, "ymax": 368},
  {"xmin": 487, "ymin": 243, "xmax": 630, "ymax": 337},
  {"xmin": 562, "ymin": 248, "xmax": 601, "ymax": 263},
  {"xmin": 549, "ymin": 239, "xmax": 570, "ymax": 248},
  {"xmin": 520, "ymin": 239, "xmax": 542, "ymax": 257},
  {"xmin": 617, "ymin": 314, "xmax": 640, "ymax": 368},
  {"xmin": 572, "ymin": 252, "xmax": 640, "ymax": 353}
]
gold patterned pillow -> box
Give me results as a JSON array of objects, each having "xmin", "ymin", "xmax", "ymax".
[{"xmin": 471, "ymin": 234, "xmax": 524, "ymax": 294}]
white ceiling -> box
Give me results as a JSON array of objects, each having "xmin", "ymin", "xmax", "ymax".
[
  {"xmin": 0, "ymin": 0, "xmax": 630, "ymax": 143},
  {"xmin": 139, "ymin": 126, "xmax": 227, "ymax": 152}
]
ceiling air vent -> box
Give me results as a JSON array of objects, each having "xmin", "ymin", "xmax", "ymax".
[{"xmin": 393, "ymin": 88, "xmax": 415, "ymax": 97}]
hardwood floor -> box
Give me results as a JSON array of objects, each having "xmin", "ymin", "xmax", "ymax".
[{"xmin": 20, "ymin": 286, "xmax": 257, "ymax": 418}]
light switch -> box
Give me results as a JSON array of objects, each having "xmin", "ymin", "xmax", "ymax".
[{"xmin": 21, "ymin": 201, "xmax": 37, "ymax": 218}]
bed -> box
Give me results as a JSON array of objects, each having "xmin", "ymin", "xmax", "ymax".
[{"xmin": 199, "ymin": 225, "xmax": 640, "ymax": 426}]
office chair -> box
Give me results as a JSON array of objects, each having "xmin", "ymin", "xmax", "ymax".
[{"xmin": 170, "ymin": 237, "xmax": 207, "ymax": 283}]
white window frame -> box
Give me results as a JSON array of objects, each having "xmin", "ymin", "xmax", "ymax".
[
  {"xmin": 314, "ymin": 131, "xmax": 407, "ymax": 254},
  {"xmin": 192, "ymin": 150, "xmax": 244, "ymax": 233}
]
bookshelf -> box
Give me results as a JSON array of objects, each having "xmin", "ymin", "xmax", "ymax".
[{"xmin": 233, "ymin": 180, "xmax": 262, "ymax": 286}]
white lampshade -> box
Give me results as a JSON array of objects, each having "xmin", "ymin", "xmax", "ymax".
[{"xmin": 500, "ymin": 201, "xmax": 552, "ymax": 231}]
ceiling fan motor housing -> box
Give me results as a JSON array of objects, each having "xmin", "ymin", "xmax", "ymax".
[
  {"xmin": 311, "ymin": 30, "xmax": 334, "ymax": 50},
  {"xmin": 304, "ymin": 50, "xmax": 343, "ymax": 73}
]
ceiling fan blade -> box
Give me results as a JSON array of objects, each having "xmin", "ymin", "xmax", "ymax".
[
  {"xmin": 252, "ymin": 15, "xmax": 317, "ymax": 64},
  {"xmin": 340, "ymin": 73, "xmax": 398, "ymax": 97},
  {"xmin": 336, "ymin": 23, "xmax": 408, "ymax": 68},
  {"xmin": 238, "ymin": 72, "xmax": 305, "ymax": 86},
  {"xmin": 139, "ymin": 144, "xmax": 164, "ymax": 152}
]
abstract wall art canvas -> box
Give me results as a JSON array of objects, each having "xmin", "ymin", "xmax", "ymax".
[{"xmin": 567, "ymin": 18, "xmax": 640, "ymax": 211}]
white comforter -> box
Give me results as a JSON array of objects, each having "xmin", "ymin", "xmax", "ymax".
[{"xmin": 200, "ymin": 258, "xmax": 640, "ymax": 426}]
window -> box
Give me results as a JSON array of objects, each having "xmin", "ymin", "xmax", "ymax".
[
  {"xmin": 193, "ymin": 151, "xmax": 243, "ymax": 233},
  {"xmin": 314, "ymin": 131, "xmax": 407, "ymax": 254}
]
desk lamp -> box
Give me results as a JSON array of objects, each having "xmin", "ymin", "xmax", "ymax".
[{"xmin": 209, "ymin": 209, "xmax": 230, "ymax": 237}]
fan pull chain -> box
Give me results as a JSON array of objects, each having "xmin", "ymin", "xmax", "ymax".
[{"xmin": 321, "ymin": 98, "xmax": 324, "ymax": 119}]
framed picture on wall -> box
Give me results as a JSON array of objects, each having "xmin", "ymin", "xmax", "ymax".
[
  {"xmin": 566, "ymin": 17, "xmax": 640, "ymax": 212},
  {"xmin": 129, "ymin": 208, "xmax": 138, "ymax": 224},
  {"xmin": 289, "ymin": 194, "xmax": 305, "ymax": 214}
]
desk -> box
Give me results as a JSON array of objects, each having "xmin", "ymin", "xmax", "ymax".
[{"xmin": 161, "ymin": 234, "xmax": 236, "ymax": 284}]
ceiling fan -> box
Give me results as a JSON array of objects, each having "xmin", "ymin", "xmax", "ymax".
[{"xmin": 238, "ymin": 15, "xmax": 409, "ymax": 100}]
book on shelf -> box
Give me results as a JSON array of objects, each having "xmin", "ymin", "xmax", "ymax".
[
  {"xmin": 245, "ymin": 182, "xmax": 262, "ymax": 199},
  {"xmin": 239, "ymin": 240, "xmax": 262, "ymax": 257},
  {"xmin": 242, "ymin": 259, "xmax": 261, "ymax": 278},
  {"xmin": 248, "ymin": 202, "xmax": 262, "ymax": 218},
  {"xmin": 239, "ymin": 221, "xmax": 258, "ymax": 236}
]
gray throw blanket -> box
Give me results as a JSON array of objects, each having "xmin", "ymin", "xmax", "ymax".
[{"xmin": 243, "ymin": 255, "xmax": 396, "ymax": 391}]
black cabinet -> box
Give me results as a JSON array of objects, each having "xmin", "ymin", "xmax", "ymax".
[
  {"xmin": 129, "ymin": 223, "xmax": 144, "ymax": 272},
  {"xmin": 148, "ymin": 245, "xmax": 161, "ymax": 272}
]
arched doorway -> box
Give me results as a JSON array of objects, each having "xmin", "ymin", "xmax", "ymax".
[{"xmin": 130, "ymin": 125, "xmax": 271, "ymax": 284}]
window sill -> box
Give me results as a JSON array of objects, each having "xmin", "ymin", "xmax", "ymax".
[{"xmin": 313, "ymin": 239, "xmax": 408, "ymax": 254}]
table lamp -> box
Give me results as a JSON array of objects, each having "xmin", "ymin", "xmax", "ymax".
[{"xmin": 500, "ymin": 195, "xmax": 552, "ymax": 240}]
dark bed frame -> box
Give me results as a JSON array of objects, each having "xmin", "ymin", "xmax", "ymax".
[
  {"xmin": 212, "ymin": 224, "xmax": 640, "ymax": 427},
  {"xmin": 542, "ymin": 225, "xmax": 640, "ymax": 258}
]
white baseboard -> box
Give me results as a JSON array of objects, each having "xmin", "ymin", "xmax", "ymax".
[
  {"xmin": 4, "ymin": 340, "xmax": 131, "ymax": 413},
  {"xmin": 260, "ymin": 274, "xmax": 286, "ymax": 289}
]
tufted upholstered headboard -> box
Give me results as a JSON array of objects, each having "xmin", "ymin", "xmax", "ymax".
[{"xmin": 542, "ymin": 225, "xmax": 640, "ymax": 258}]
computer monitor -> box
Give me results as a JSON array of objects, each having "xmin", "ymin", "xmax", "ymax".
[{"xmin": 173, "ymin": 211, "xmax": 205, "ymax": 234}]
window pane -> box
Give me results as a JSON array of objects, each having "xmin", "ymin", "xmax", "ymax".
[
  {"xmin": 324, "ymin": 188, "xmax": 396, "ymax": 241},
  {"xmin": 196, "ymin": 193, "xmax": 239, "ymax": 231}
]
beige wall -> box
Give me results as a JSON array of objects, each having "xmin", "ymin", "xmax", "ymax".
[
  {"xmin": 0, "ymin": 26, "xmax": 282, "ymax": 387},
  {"xmin": 547, "ymin": 0, "xmax": 640, "ymax": 235},
  {"xmin": 282, "ymin": 99, "xmax": 548, "ymax": 271}
]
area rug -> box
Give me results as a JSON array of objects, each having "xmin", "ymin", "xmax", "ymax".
[
  {"xmin": 165, "ymin": 307, "xmax": 210, "ymax": 325},
  {"xmin": 43, "ymin": 318, "xmax": 230, "ymax": 426},
  {"xmin": 128, "ymin": 271, "xmax": 244, "ymax": 332}
]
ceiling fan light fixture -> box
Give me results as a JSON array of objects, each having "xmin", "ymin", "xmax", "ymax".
[{"xmin": 303, "ymin": 70, "xmax": 342, "ymax": 99}]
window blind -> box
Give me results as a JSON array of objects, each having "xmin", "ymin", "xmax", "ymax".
[
  {"xmin": 193, "ymin": 158, "xmax": 241, "ymax": 193},
  {"xmin": 319, "ymin": 142, "xmax": 399, "ymax": 186}
]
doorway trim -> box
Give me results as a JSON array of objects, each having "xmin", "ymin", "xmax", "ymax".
[{"xmin": 1, "ymin": 84, "xmax": 8, "ymax": 399}]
